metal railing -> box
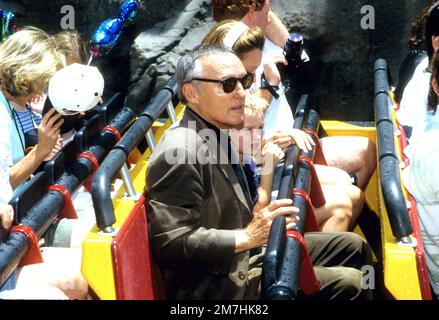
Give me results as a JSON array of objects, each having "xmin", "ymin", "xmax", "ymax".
[
  {"xmin": 374, "ymin": 59, "xmax": 413, "ymax": 241},
  {"xmin": 91, "ymin": 75, "xmax": 178, "ymax": 232}
]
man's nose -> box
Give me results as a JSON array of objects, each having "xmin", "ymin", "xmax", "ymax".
[{"xmin": 235, "ymin": 81, "xmax": 246, "ymax": 97}]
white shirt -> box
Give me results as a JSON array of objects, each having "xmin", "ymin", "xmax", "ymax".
[
  {"xmin": 256, "ymin": 38, "xmax": 295, "ymax": 139},
  {"xmin": 403, "ymin": 120, "xmax": 439, "ymax": 296},
  {"xmin": 0, "ymin": 108, "xmax": 13, "ymax": 205},
  {"xmin": 397, "ymin": 56, "xmax": 430, "ymax": 139}
]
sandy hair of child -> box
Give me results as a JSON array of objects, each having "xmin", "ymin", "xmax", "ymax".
[{"xmin": 245, "ymin": 94, "xmax": 268, "ymax": 113}]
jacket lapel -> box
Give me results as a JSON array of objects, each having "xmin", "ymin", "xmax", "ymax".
[
  {"xmin": 183, "ymin": 108, "xmax": 253, "ymax": 218},
  {"xmin": 217, "ymin": 136, "xmax": 253, "ymax": 217}
]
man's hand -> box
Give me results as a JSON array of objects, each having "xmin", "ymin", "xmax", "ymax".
[
  {"xmin": 0, "ymin": 204, "xmax": 14, "ymax": 230},
  {"xmin": 235, "ymin": 199, "xmax": 299, "ymax": 252},
  {"xmin": 35, "ymin": 109, "xmax": 64, "ymax": 159}
]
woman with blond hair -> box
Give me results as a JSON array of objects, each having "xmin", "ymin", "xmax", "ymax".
[
  {"xmin": 0, "ymin": 26, "xmax": 64, "ymax": 191},
  {"xmin": 0, "ymin": 26, "xmax": 89, "ymax": 299}
]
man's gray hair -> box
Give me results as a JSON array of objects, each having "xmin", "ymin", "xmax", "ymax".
[{"xmin": 176, "ymin": 44, "xmax": 234, "ymax": 103}]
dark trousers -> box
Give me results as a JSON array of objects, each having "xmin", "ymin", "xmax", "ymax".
[{"xmin": 246, "ymin": 232, "xmax": 373, "ymax": 300}]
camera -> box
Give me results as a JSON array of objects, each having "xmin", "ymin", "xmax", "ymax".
[{"xmin": 284, "ymin": 31, "xmax": 311, "ymax": 75}]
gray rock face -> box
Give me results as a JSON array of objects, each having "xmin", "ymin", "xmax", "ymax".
[
  {"xmin": 129, "ymin": 0, "xmax": 431, "ymax": 120},
  {"xmin": 272, "ymin": 0, "xmax": 431, "ymax": 120},
  {"xmin": 127, "ymin": 0, "xmax": 214, "ymax": 108},
  {"xmin": 3, "ymin": 0, "xmax": 432, "ymax": 120}
]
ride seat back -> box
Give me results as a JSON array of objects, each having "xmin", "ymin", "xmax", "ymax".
[
  {"xmin": 111, "ymin": 194, "xmax": 165, "ymax": 300},
  {"xmin": 10, "ymin": 172, "xmax": 49, "ymax": 224},
  {"xmin": 74, "ymin": 114, "xmax": 105, "ymax": 153},
  {"xmin": 100, "ymin": 93, "xmax": 125, "ymax": 124}
]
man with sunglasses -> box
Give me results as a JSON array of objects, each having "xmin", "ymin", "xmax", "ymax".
[{"xmin": 146, "ymin": 44, "xmax": 372, "ymax": 300}]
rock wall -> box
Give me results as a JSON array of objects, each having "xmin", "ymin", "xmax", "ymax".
[{"xmin": 3, "ymin": 0, "xmax": 432, "ymax": 120}]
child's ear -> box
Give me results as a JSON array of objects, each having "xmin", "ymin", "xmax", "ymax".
[{"xmin": 29, "ymin": 95, "xmax": 44, "ymax": 105}]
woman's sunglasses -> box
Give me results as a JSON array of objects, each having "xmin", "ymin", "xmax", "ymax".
[{"xmin": 191, "ymin": 72, "xmax": 255, "ymax": 94}]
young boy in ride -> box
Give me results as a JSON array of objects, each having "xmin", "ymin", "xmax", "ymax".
[
  {"xmin": 233, "ymin": 95, "xmax": 361, "ymax": 232},
  {"xmin": 231, "ymin": 95, "xmax": 285, "ymax": 212}
]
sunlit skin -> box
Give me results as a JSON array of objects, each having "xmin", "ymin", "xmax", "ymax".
[
  {"xmin": 235, "ymin": 108, "xmax": 264, "ymax": 160},
  {"xmin": 182, "ymin": 52, "xmax": 247, "ymax": 129},
  {"xmin": 252, "ymin": 0, "xmax": 271, "ymax": 32},
  {"xmin": 240, "ymin": 48, "xmax": 263, "ymax": 76}
]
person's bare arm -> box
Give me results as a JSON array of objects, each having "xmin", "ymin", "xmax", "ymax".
[
  {"xmin": 265, "ymin": 10, "xmax": 289, "ymax": 48},
  {"xmin": 257, "ymin": 142, "xmax": 285, "ymax": 208},
  {"xmin": 254, "ymin": 53, "xmax": 287, "ymax": 108},
  {"xmin": 9, "ymin": 109, "xmax": 63, "ymax": 188},
  {"xmin": 258, "ymin": 172, "xmax": 274, "ymax": 209}
]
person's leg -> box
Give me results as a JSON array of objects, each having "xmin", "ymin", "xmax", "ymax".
[
  {"xmin": 302, "ymin": 232, "xmax": 373, "ymax": 300},
  {"xmin": 315, "ymin": 186, "xmax": 353, "ymax": 232},
  {"xmin": 315, "ymin": 184, "xmax": 364, "ymax": 232},
  {"xmin": 343, "ymin": 184, "xmax": 365, "ymax": 230},
  {"xmin": 315, "ymin": 164, "xmax": 352, "ymax": 186},
  {"xmin": 0, "ymin": 286, "xmax": 69, "ymax": 299},
  {"xmin": 300, "ymin": 266, "xmax": 365, "ymax": 300},
  {"xmin": 305, "ymin": 232, "xmax": 372, "ymax": 268},
  {"xmin": 16, "ymin": 247, "xmax": 88, "ymax": 299},
  {"xmin": 320, "ymin": 136, "xmax": 377, "ymax": 190}
]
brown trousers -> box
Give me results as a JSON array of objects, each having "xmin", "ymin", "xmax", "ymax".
[{"xmin": 245, "ymin": 232, "xmax": 373, "ymax": 300}]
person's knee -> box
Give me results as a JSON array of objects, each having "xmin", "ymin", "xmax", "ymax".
[
  {"xmin": 331, "ymin": 267, "xmax": 366, "ymax": 300},
  {"xmin": 333, "ymin": 197, "xmax": 353, "ymax": 222},
  {"xmin": 333, "ymin": 167, "xmax": 352, "ymax": 185},
  {"xmin": 342, "ymin": 233, "xmax": 373, "ymax": 267},
  {"xmin": 316, "ymin": 165, "xmax": 352, "ymax": 185},
  {"xmin": 346, "ymin": 185, "xmax": 365, "ymax": 207}
]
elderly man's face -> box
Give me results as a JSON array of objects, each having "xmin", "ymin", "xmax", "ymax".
[{"xmin": 187, "ymin": 53, "xmax": 247, "ymax": 129}]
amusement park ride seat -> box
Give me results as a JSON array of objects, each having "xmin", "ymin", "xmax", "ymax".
[{"xmin": 0, "ymin": 62, "xmax": 434, "ymax": 300}]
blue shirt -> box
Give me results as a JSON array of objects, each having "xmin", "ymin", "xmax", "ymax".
[
  {"xmin": 13, "ymin": 108, "xmax": 41, "ymax": 134},
  {"xmin": 0, "ymin": 91, "xmax": 25, "ymax": 165}
]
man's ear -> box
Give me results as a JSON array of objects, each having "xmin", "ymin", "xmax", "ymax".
[
  {"xmin": 182, "ymin": 83, "xmax": 199, "ymax": 105},
  {"xmin": 242, "ymin": 3, "xmax": 257, "ymax": 28},
  {"xmin": 432, "ymin": 35, "xmax": 439, "ymax": 54},
  {"xmin": 432, "ymin": 78, "xmax": 439, "ymax": 97}
]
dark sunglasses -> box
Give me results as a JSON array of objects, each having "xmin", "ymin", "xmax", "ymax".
[{"xmin": 191, "ymin": 73, "xmax": 254, "ymax": 93}]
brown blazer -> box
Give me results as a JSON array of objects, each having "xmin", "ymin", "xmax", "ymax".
[{"xmin": 146, "ymin": 108, "xmax": 254, "ymax": 299}]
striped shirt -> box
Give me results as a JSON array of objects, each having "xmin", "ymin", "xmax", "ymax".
[{"xmin": 13, "ymin": 108, "xmax": 41, "ymax": 134}]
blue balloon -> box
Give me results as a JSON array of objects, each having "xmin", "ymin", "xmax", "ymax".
[
  {"xmin": 90, "ymin": 18, "xmax": 123, "ymax": 58},
  {"xmin": 1, "ymin": 10, "xmax": 16, "ymax": 42},
  {"xmin": 119, "ymin": 0, "xmax": 138, "ymax": 26},
  {"xmin": 90, "ymin": 0, "xmax": 139, "ymax": 59}
]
